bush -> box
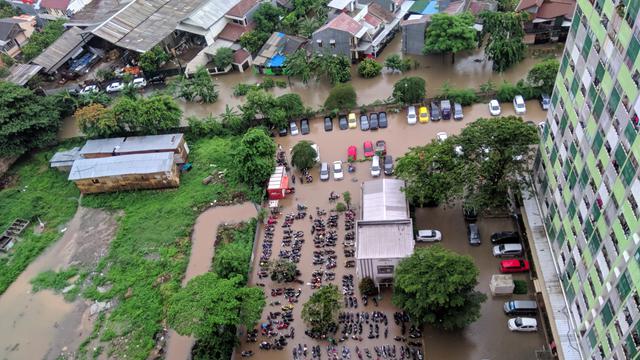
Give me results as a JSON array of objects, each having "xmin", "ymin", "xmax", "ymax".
[
  {"xmin": 359, "ymin": 277, "xmax": 378, "ymax": 296},
  {"xmin": 233, "ymin": 83, "xmax": 255, "ymax": 96},
  {"xmin": 261, "ymin": 77, "xmax": 275, "ymax": 89},
  {"xmin": 0, "ymin": 66, "xmax": 8, "ymax": 78},
  {"xmin": 392, "ymin": 77, "xmax": 426, "ymax": 104},
  {"xmin": 21, "ymin": 19, "xmax": 65, "ymax": 61},
  {"xmin": 496, "ymin": 80, "xmax": 539, "ymax": 102},
  {"xmin": 335, "ymin": 202, "xmax": 347, "ymax": 212},
  {"xmin": 212, "ymin": 47, "xmax": 233, "ymax": 69},
  {"xmin": 357, "ymin": 59, "xmax": 382, "ymax": 78},
  {"xmin": 139, "ymin": 45, "xmax": 170, "ymax": 74},
  {"xmin": 513, "ymin": 280, "xmax": 528, "ymax": 294},
  {"xmin": 439, "ymin": 83, "xmax": 478, "ymax": 106},
  {"xmin": 324, "ymin": 83, "xmax": 357, "ymax": 111},
  {"xmin": 96, "ymin": 68, "xmax": 115, "ymax": 82},
  {"xmin": 187, "ymin": 116, "xmax": 228, "ymax": 138},
  {"xmin": 1, "ymin": 53, "xmax": 15, "ymax": 67},
  {"xmin": 275, "ymin": 79, "xmax": 287, "ymax": 88}
]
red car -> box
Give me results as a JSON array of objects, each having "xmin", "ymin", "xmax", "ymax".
[
  {"xmin": 363, "ymin": 141, "xmax": 374, "ymax": 158},
  {"xmin": 500, "ymin": 259, "xmax": 530, "ymax": 273},
  {"xmin": 348, "ymin": 145, "xmax": 357, "ymax": 161}
]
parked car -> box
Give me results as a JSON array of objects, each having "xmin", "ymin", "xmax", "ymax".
[
  {"xmin": 468, "ymin": 223, "xmax": 480, "ymax": 245},
  {"xmin": 540, "ymin": 94, "xmax": 550, "ymax": 110},
  {"xmin": 146, "ymin": 74, "xmax": 166, "ymax": 85},
  {"xmin": 278, "ymin": 126, "xmax": 288, "ymax": 136},
  {"xmin": 430, "ymin": 102, "xmax": 441, "ymax": 121},
  {"xmin": 508, "ymin": 317, "xmax": 538, "ymax": 332},
  {"xmin": 383, "ymin": 155, "xmax": 393, "ymax": 175},
  {"xmin": 348, "ymin": 113, "xmax": 357, "ymax": 129},
  {"xmin": 320, "ymin": 162, "xmax": 330, "ymax": 181},
  {"xmin": 491, "ymin": 231, "xmax": 520, "ymax": 244},
  {"xmin": 300, "ymin": 118, "xmax": 310, "ymax": 135},
  {"xmin": 500, "ymin": 259, "xmax": 530, "ymax": 273},
  {"xmin": 80, "ymin": 84, "xmax": 99, "ymax": 95},
  {"xmin": 416, "ymin": 229, "xmax": 442, "ymax": 242},
  {"xmin": 489, "ymin": 99, "xmax": 501, "ymax": 116},
  {"xmin": 436, "ymin": 132, "xmax": 448, "ymax": 142},
  {"xmin": 453, "ymin": 103, "xmax": 463, "ymax": 120},
  {"xmin": 333, "ymin": 160, "xmax": 344, "ymax": 180},
  {"xmin": 363, "ymin": 141, "xmax": 375, "ymax": 158},
  {"xmin": 132, "ymin": 77, "xmax": 147, "ymax": 88},
  {"xmin": 513, "ymin": 95, "xmax": 526, "ymax": 115},
  {"xmin": 375, "ymin": 140, "xmax": 386, "ymax": 156},
  {"xmin": 339, "ymin": 114, "xmax": 348, "ymax": 130},
  {"xmin": 371, "ymin": 155, "xmax": 381, "ymax": 177},
  {"xmin": 440, "ymin": 100, "xmax": 451, "ymax": 119},
  {"xmin": 492, "ymin": 243, "xmax": 523, "ymax": 257},
  {"xmin": 311, "ymin": 143, "xmax": 320, "ymax": 163},
  {"xmin": 504, "ymin": 300, "xmax": 538, "ymax": 316},
  {"xmin": 378, "ymin": 112, "xmax": 388, "ymax": 128},
  {"xmin": 290, "ymin": 120, "xmax": 299, "ymax": 136},
  {"xmin": 360, "ymin": 114, "xmax": 370, "ymax": 131},
  {"xmin": 324, "ymin": 116, "xmax": 333, "ymax": 131},
  {"xmin": 370, "ymin": 113, "xmax": 379, "ymax": 130},
  {"xmin": 418, "ymin": 106, "xmax": 430, "ymax": 123},
  {"xmin": 106, "ymin": 82, "xmax": 124, "ymax": 93},
  {"xmin": 463, "ymin": 206, "xmax": 477, "ymax": 222},
  {"xmin": 407, "ymin": 106, "xmax": 417, "ymax": 124},
  {"xmin": 348, "ymin": 146, "xmax": 357, "ymax": 162}
]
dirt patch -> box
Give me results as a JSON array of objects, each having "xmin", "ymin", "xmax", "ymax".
[{"xmin": 0, "ymin": 206, "xmax": 119, "ymax": 360}]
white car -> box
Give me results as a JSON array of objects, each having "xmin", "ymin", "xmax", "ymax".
[
  {"xmin": 105, "ymin": 82, "xmax": 124, "ymax": 93},
  {"xmin": 370, "ymin": 155, "xmax": 381, "ymax": 177},
  {"xmin": 416, "ymin": 229, "xmax": 442, "ymax": 242},
  {"xmin": 79, "ymin": 84, "xmax": 99, "ymax": 95},
  {"xmin": 407, "ymin": 106, "xmax": 417, "ymax": 125},
  {"xmin": 436, "ymin": 132, "xmax": 448, "ymax": 142},
  {"xmin": 492, "ymin": 243, "xmax": 523, "ymax": 257},
  {"xmin": 513, "ymin": 95, "xmax": 526, "ymax": 115},
  {"xmin": 508, "ymin": 317, "xmax": 538, "ymax": 332},
  {"xmin": 333, "ymin": 161, "xmax": 344, "ymax": 180},
  {"xmin": 132, "ymin": 77, "xmax": 147, "ymax": 88},
  {"xmin": 489, "ymin": 100, "xmax": 501, "ymax": 116},
  {"xmin": 311, "ymin": 143, "xmax": 320, "ymax": 163},
  {"xmin": 290, "ymin": 121, "xmax": 299, "ymax": 136}
]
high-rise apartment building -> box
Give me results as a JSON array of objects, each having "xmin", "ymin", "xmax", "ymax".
[{"xmin": 533, "ymin": 0, "xmax": 640, "ymax": 358}]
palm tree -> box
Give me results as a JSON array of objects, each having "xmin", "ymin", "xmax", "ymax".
[{"xmin": 283, "ymin": 50, "xmax": 312, "ymax": 85}]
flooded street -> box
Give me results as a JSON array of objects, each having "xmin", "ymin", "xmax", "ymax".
[
  {"xmin": 165, "ymin": 202, "xmax": 257, "ymax": 360},
  {"xmin": 58, "ymin": 38, "xmax": 558, "ymax": 139},
  {"xmin": 237, "ymin": 107, "xmax": 546, "ymax": 360},
  {"xmin": 0, "ymin": 207, "xmax": 117, "ymax": 360}
]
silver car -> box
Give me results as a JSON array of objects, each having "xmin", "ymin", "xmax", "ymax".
[
  {"xmin": 320, "ymin": 162, "xmax": 330, "ymax": 181},
  {"xmin": 453, "ymin": 103, "xmax": 463, "ymax": 120}
]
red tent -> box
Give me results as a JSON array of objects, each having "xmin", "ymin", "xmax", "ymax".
[{"xmin": 267, "ymin": 166, "xmax": 289, "ymax": 200}]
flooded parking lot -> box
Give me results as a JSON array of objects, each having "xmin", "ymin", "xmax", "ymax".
[{"xmin": 236, "ymin": 108, "xmax": 546, "ymax": 360}]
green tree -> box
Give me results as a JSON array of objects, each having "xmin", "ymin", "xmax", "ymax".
[
  {"xmin": 253, "ymin": 3, "xmax": 282, "ymax": 33},
  {"xmin": 393, "ymin": 246, "xmax": 487, "ymax": 330},
  {"xmin": 527, "ymin": 58, "xmax": 559, "ymax": 94},
  {"xmin": 423, "ymin": 13, "xmax": 477, "ymax": 64},
  {"xmin": 0, "ymin": 0, "xmax": 20, "ymax": 18},
  {"xmin": 174, "ymin": 66, "xmax": 219, "ymax": 103},
  {"xmin": 497, "ymin": 0, "xmax": 517, "ymax": 11},
  {"xmin": 324, "ymin": 83, "xmax": 357, "ymax": 111},
  {"xmin": 395, "ymin": 138, "xmax": 465, "ymax": 206},
  {"xmin": 359, "ymin": 277, "xmax": 378, "ymax": 296},
  {"xmin": 269, "ymin": 259, "xmax": 298, "ymax": 283},
  {"xmin": 480, "ymin": 11, "xmax": 527, "ymax": 72},
  {"xmin": 191, "ymin": 325, "xmax": 238, "ymax": 360},
  {"xmin": 302, "ymin": 284, "xmax": 342, "ymax": 335},
  {"xmin": 213, "ymin": 47, "xmax": 234, "ymax": 70},
  {"xmin": 283, "ymin": 49, "xmax": 313, "ymax": 84},
  {"xmin": 213, "ymin": 221, "xmax": 255, "ymax": 281},
  {"xmin": 21, "ymin": 19, "xmax": 66, "ymax": 61},
  {"xmin": 229, "ymin": 128, "xmax": 276, "ymax": 197},
  {"xmin": 291, "ymin": 140, "xmax": 317, "ymax": 170},
  {"xmin": 277, "ymin": 93, "xmax": 305, "ymax": 120},
  {"xmin": 392, "ymin": 77, "xmax": 426, "ymax": 104},
  {"xmin": 220, "ymin": 105, "xmax": 247, "ymax": 134},
  {"xmin": 139, "ymin": 45, "xmax": 170, "ymax": 74},
  {"xmin": 239, "ymin": 30, "xmax": 270, "ymax": 54},
  {"xmin": 0, "ymin": 82, "xmax": 61, "ymax": 155},
  {"xmin": 75, "ymin": 103, "xmax": 118, "ymax": 138},
  {"xmin": 298, "ymin": 16, "xmax": 323, "ymax": 38},
  {"xmin": 167, "ymin": 273, "xmax": 265, "ymax": 339},
  {"xmin": 342, "ymin": 191, "xmax": 351, "ymax": 208},
  {"xmin": 357, "ymin": 58, "xmax": 382, "ymax": 78},
  {"xmin": 313, "ymin": 54, "xmax": 351, "ymax": 84},
  {"xmin": 111, "ymin": 95, "xmax": 181, "ymax": 134},
  {"xmin": 384, "ymin": 54, "xmax": 411, "ymax": 72},
  {"xmin": 439, "ymin": 82, "xmax": 478, "ymax": 106}
]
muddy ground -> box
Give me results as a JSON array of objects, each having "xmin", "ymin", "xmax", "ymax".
[{"xmin": 0, "ymin": 206, "xmax": 118, "ymax": 360}]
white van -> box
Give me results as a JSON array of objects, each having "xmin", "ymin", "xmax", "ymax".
[{"xmin": 371, "ymin": 155, "xmax": 381, "ymax": 177}]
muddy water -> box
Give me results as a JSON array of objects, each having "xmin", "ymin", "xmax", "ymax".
[
  {"xmin": 0, "ymin": 207, "xmax": 117, "ymax": 360},
  {"xmin": 236, "ymin": 107, "xmax": 546, "ymax": 360},
  {"xmin": 165, "ymin": 202, "xmax": 258, "ymax": 360}
]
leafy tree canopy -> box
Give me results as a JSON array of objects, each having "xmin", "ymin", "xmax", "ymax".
[
  {"xmin": 269, "ymin": 259, "xmax": 298, "ymax": 283},
  {"xmin": 139, "ymin": 45, "xmax": 170, "ymax": 74},
  {"xmin": 423, "ymin": 12, "xmax": 477, "ymax": 63},
  {"xmin": 302, "ymin": 284, "xmax": 342, "ymax": 334},
  {"xmin": 240, "ymin": 30, "xmax": 271, "ymax": 54},
  {"xmin": 229, "ymin": 127, "xmax": 276, "ymax": 198},
  {"xmin": 277, "ymin": 93, "xmax": 305, "ymax": 120},
  {"xmin": 174, "ymin": 66, "xmax": 219, "ymax": 103},
  {"xmin": 21, "ymin": 19, "xmax": 66, "ymax": 61},
  {"xmin": 312, "ymin": 54, "xmax": 352, "ymax": 84},
  {"xmin": 253, "ymin": 3, "xmax": 282, "ymax": 33},
  {"xmin": 110, "ymin": 95, "xmax": 181, "ymax": 135},
  {"xmin": 75, "ymin": 103, "xmax": 118, "ymax": 138},
  {"xmin": 283, "ymin": 49, "xmax": 313, "ymax": 84},
  {"xmin": 357, "ymin": 58, "xmax": 383, "ymax": 78},
  {"xmin": 167, "ymin": 273, "xmax": 265, "ymax": 339},
  {"xmin": 393, "ymin": 246, "xmax": 486, "ymax": 330},
  {"xmin": 384, "ymin": 54, "xmax": 411, "ymax": 72},
  {"xmin": 480, "ymin": 11, "xmax": 527, "ymax": 72},
  {"xmin": 324, "ymin": 83, "xmax": 357, "ymax": 111},
  {"xmin": 392, "ymin": 77, "xmax": 426, "ymax": 104},
  {"xmin": 526, "ymin": 58, "xmax": 559, "ymax": 94},
  {"xmin": 0, "ymin": 0, "xmax": 20, "ymax": 18},
  {"xmin": 213, "ymin": 47, "xmax": 234, "ymax": 69},
  {"xmin": 291, "ymin": 140, "xmax": 318, "ymax": 170}
]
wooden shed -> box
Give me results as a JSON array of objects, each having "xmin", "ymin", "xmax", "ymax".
[
  {"xmin": 78, "ymin": 133, "xmax": 189, "ymax": 164},
  {"xmin": 68, "ymin": 152, "xmax": 179, "ymax": 194}
]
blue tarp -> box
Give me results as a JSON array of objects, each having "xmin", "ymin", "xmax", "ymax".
[
  {"xmin": 423, "ymin": 0, "xmax": 439, "ymax": 15},
  {"xmin": 268, "ymin": 54, "xmax": 286, "ymax": 68}
]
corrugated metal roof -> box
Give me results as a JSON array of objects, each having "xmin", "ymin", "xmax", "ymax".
[
  {"xmin": 362, "ymin": 179, "xmax": 409, "ymax": 221},
  {"xmin": 267, "ymin": 166, "xmax": 286, "ymax": 190},
  {"xmin": 327, "ymin": 0, "xmax": 353, "ymax": 10},
  {"xmin": 79, "ymin": 133, "xmax": 184, "ymax": 155},
  {"xmin": 180, "ymin": 0, "xmax": 239, "ymax": 30},
  {"xmin": 356, "ymin": 219, "xmax": 414, "ymax": 259},
  {"xmin": 5, "ymin": 63, "xmax": 42, "ymax": 86},
  {"xmin": 32, "ymin": 27, "xmax": 91, "ymax": 72},
  {"xmin": 69, "ymin": 152, "xmax": 174, "ymax": 180},
  {"xmin": 50, "ymin": 147, "xmax": 81, "ymax": 167}
]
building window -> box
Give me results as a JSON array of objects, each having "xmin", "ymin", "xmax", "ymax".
[
  {"xmin": 619, "ymin": 214, "xmax": 630, "ymax": 235},
  {"xmin": 317, "ymin": 39, "xmax": 323, "ymax": 48},
  {"xmin": 618, "ymin": 271, "xmax": 633, "ymax": 300},
  {"xmin": 91, "ymin": 179, "xmax": 100, "ymax": 184},
  {"xmin": 330, "ymin": 39, "xmax": 335, "ymax": 48},
  {"xmin": 377, "ymin": 265, "xmax": 394, "ymax": 274}
]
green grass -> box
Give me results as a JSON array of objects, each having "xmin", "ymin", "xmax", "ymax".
[
  {"xmin": 513, "ymin": 279, "xmax": 528, "ymax": 294},
  {"xmin": 0, "ymin": 147, "xmax": 80, "ymax": 294},
  {"xmin": 79, "ymin": 136, "xmax": 250, "ymax": 359}
]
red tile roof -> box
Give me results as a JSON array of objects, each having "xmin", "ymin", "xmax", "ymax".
[
  {"xmin": 368, "ymin": 2, "xmax": 395, "ymax": 23},
  {"xmin": 40, "ymin": 0, "xmax": 70, "ymax": 10},
  {"xmin": 316, "ymin": 12, "xmax": 363, "ymax": 36},
  {"xmin": 218, "ymin": 22, "xmax": 253, "ymax": 42},
  {"xmin": 233, "ymin": 48, "xmax": 250, "ymax": 64},
  {"xmin": 226, "ymin": 0, "xmax": 260, "ymax": 18},
  {"xmin": 537, "ymin": 1, "xmax": 575, "ymax": 19},
  {"xmin": 364, "ymin": 13, "xmax": 382, "ymax": 27},
  {"xmin": 516, "ymin": 0, "xmax": 543, "ymax": 11}
]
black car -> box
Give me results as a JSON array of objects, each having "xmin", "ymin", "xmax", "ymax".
[
  {"xmin": 430, "ymin": 102, "xmax": 441, "ymax": 121},
  {"xmin": 378, "ymin": 112, "xmax": 388, "ymax": 128},
  {"xmin": 384, "ymin": 155, "xmax": 394, "ymax": 175},
  {"xmin": 463, "ymin": 206, "xmax": 477, "ymax": 222},
  {"xmin": 490, "ymin": 231, "xmax": 520, "ymax": 244},
  {"xmin": 146, "ymin": 74, "xmax": 166, "ymax": 85},
  {"xmin": 369, "ymin": 113, "xmax": 379, "ymax": 130},
  {"xmin": 339, "ymin": 114, "xmax": 348, "ymax": 130},
  {"xmin": 300, "ymin": 118, "xmax": 310, "ymax": 135},
  {"xmin": 278, "ymin": 127, "xmax": 288, "ymax": 136},
  {"xmin": 324, "ymin": 116, "xmax": 333, "ymax": 131},
  {"xmin": 360, "ymin": 114, "xmax": 370, "ymax": 131}
]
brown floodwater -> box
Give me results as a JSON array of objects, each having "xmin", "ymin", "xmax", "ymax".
[
  {"xmin": 165, "ymin": 202, "xmax": 258, "ymax": 360},
  {"xmin": 58, "ymin": 38, "xmax": 559, "ymax": 139},
  {"xmin": 236, "ymin": 107, "xmax": 546, "ymax": 360}
]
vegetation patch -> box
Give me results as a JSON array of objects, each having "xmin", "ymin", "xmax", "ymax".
[{"xmin": 30, "ymin": 266, "xmax": 84, "ymax": 301}]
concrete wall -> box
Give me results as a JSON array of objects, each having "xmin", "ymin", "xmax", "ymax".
[
  {"xmin": 357, "ymin": 257, "xmax": 402, "ymax": 286},
  {"xmin": 73, "ymin": 166, "xmax": 180, "ymax": 194},
  {"xmin": 311, "ymin": 28, "xmax": 352, "ymax": 58},
  {"xmin": 401, "ymin": 21, "xmax": 427, "ymax": 55}
]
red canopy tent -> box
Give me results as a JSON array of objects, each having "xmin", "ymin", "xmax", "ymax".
[{"xmin": 267, "ymin": 166, "xmax": 290, "ymax": 200}]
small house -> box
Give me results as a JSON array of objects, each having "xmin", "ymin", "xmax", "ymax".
[
  {"xmin": 0, "ymin": 17, "xmax": 31, "ymax": 58},
  {"xmin": 79, "ymin": 133, "xmax": 189, "ymax": 164},
  {"xmin": 516, "ymin": 0, "xmax": 576, "ymax": 44},
  {"xmin": 253, "ymin": 32, "xmax": 308, "ymax": 75},
  {"xmin": 68, "ymin": 152, "xmax": 180, "ymax": 194}
]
